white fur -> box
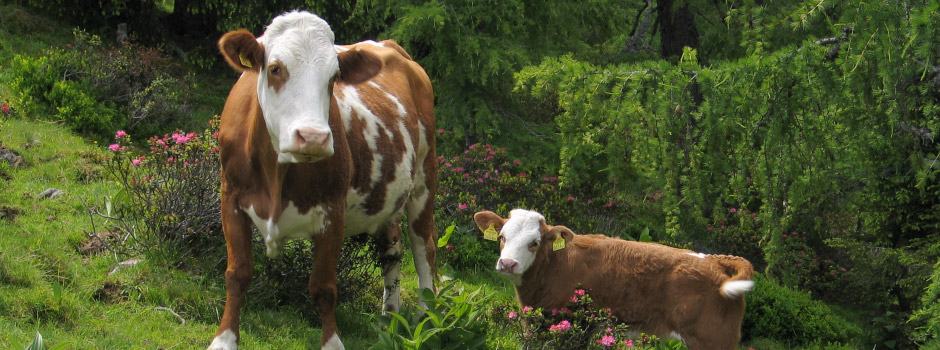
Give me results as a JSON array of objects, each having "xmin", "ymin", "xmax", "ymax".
[
  {"xmin": 321, "ymin": 333, "xmax": 345, "ymax": 350},
  {"xmin": 207, "ymin": 329, "xmax": 237, "ymax": 350},
  {"xmin": 669, "ymin": 331, "xmax": 685, "ymax": 342},
  {"xmin": 687, "ymin": 252, "xmax": 706, "ymax": 259},
  {"xmin": 496, "ymin": 209, "xmax": 545, "ymax": 276},
  {"xmin": 243, "ymin": 202, "xmax": 329, "ymax": 258},
  {"xmin": 256, "ymin": 11, "xmax": 338, "ymax": 163},
  {"xmin": 721, "ymin": 280, "xmax": 755, "ymax": 298}
]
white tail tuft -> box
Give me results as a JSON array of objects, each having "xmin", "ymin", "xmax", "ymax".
[{"xmin": 721, "ymin": 280, "xmax": 754, "ymax": 299}]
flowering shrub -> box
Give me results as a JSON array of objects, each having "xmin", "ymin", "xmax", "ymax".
[
  {"xmin": 434, "ymin": 142, "xmax": 626, "ymax": 270},
  {"xmin": 492, "ymin": 287, "xmax": 688, "ymax": 349},
  {"xmin": 106, "ymin": 118, "xmax": 222, "ymax": 260},
  {"xmin": 705, "ymin": 207, "xmax": 764, "ymax": 268}
]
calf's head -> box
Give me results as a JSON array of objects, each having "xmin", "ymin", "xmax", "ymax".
[
  {"xmin": 219, "ymin": 11, "xmax": 382, "ymax": 163},
  {"xmin": 474, "ymin": 209, "xmax": 574, "ymax": 281}
]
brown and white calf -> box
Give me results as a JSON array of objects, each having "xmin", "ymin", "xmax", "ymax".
[
  {"xmin": 211, "ymin": 11, "xmax": 437, "ymax": 350},
  {"xmin": 474, "ymin": 209, "xmax": 754, "ymax": 350}
]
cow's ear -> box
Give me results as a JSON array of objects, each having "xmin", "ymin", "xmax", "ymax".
[
  {"xmin": 336, "ymin": 47, "xmax": 382, "ymax": 84},
  {"xmin": 548, "ymin": 226, "xmax": 575, "ymax": 243},
  {"xmin": 219, "ymin": 29, "xmax": 264, "ymax": 73},
  {"xmin": 473, "ymin": 211, "xmax": 506, "ymax": 233}
]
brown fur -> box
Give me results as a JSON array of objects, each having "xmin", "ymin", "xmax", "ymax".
[{"xmin": 474, "ymin": 211, "xmax": 754, "ymax": 350}]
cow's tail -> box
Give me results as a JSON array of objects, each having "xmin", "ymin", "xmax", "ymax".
[{"xmin": 708, "ymin": 255, "xmax": 755, "ymax": 299}]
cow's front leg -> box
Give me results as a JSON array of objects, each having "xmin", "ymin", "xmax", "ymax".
[
  {"xmin": 310, "ymin": 216, "xmax": 345, "ymax": 350},
  {"xmin": 379, "ymin": 218, "xmax": 404, "ymax": 314},
  {"xmin": 209, "ymin": 197, "xmax": 253, "ymax": 350}
]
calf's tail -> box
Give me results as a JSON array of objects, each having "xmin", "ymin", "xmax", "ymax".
[{"xmin": 708, "ymin": 255, "xmax": 755, "ymax": 299}]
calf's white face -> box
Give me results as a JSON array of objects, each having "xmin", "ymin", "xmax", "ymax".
[
  {"xmin": 257, "ymin": 11, "xmax": 338, "ymax": 163},
  {"xmin": 495, "ymin": 209, "xmax": 544, "ymax": 276}
]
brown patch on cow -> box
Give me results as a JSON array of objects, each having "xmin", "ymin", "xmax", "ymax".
[
  {"xmin": 93, "ymin": 281, "xmax": 125, "ymax": 303},
  {"xmin": 266, "ymin": 60, "xmax": 290, "ymax": 92},
  {"xmin": 380, "ymin": 40, "xmax": 414, "ymax": 61},
  {"xmin": 337, "ymin": 48, "xmax": 382, "ymax": 84},
  {"xmin": 80, "ymin": 230, "xmax": 121, "ymax": 256},
  {"xmin": 219, "ymin": 29, "xmax": 264, "ymax": 73}
]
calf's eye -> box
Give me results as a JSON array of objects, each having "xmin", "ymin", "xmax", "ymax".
[{"xmin": 528, "ymin": 241, "xmax": 539, "ymax": 249}]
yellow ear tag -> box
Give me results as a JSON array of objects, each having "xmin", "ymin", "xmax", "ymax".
[
  {"xmin": 552, "ymin": 236, "xmax": 566, "ymax": 251},
  {"xmin": 238, "ymin": 53, "xmax": 252, "ymax": 68},
  {"xmin": 482, "ymin": 223, "xmax": 499, "ymax": 241}
]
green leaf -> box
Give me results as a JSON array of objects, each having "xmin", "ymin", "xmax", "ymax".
[{"xmin": 437, "ymin": 225, "xmax": 456, "ymax": 247}]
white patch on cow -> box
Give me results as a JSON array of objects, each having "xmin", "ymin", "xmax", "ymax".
[
  {"xmin": 334, "ymin": 45, "xmax": 349, "ymax": 52},
  {"xmin": 687, "ymin": 252, "xmax": 706, "ymax": 259},
  {"xmin": 382, "ymin": 237, "xmax": 403, "ymax": 313},
  {"xmin": 669, "ymin": 331, "xmax": 685, "ymax": 342},
  {"xmin": 207, "ymin": 329, "xmax": 237, "ymax": 350},
  {"xmin": 496, "ymin": 209, "xmax": 545, "ymax": 276},
  {"xmin": 406, "ymin": 123, "xmax": 429, "ymax": 221},
  {"xmin": 362, "ymin": 40, "xmax": 385, "ymax": 47},
  {"xmin": 256, "ymin": 11, "xmax": 338, "ymax": 163},
  {"xmin": 721, "ymin": 280, "xmax": 755, "ymax": 298},
  {"xmin": 321, "ymin": 333, "xmax": 344, "ymax": 350},
  {"xmin": 243, "ymin": 202, "xmax": 328, "ymax": 258}
]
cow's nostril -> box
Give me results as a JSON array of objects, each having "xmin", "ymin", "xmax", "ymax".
[
  {"xmin": 295, "ymin": 127, "xmax": 330, "ymax": 150},
  {"xmin": 498, "ymin": 259, "xmax": 518, "ymax": 272}
]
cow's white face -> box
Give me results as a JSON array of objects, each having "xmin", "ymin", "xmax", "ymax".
[
  {"xmin": 494, "ymin": 209, "xmax": 545, "ymax": 277},
  {"xmin": 257, "ymin": 11, "xmax": 339, "ymax": 163}
]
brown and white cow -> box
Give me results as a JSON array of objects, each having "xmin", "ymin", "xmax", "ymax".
[
  {"xmin": 474, "ymin": 209, "xmax": 754, "ymax": 350},
  {"xmin": 211, "ymin": 11, "xmax": 437, "ymax": 350}
]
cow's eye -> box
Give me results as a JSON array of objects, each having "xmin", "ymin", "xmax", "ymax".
[
  {"xmin": 528, "ymin": 241, "xmax": 539, "ymax": 249},
  {"xmin": 498, "ymin": 235, "xmax": 505, "ymax": 242},
  {"xmin": 270, "ymin": 66, "xmax": 281, "ymax": 74}
]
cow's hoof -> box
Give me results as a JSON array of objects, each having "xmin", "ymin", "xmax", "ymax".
[{"xmin": 208, "ymin": 329, "xmax": 237, "ymax": 350}]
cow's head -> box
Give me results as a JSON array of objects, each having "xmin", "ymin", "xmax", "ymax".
[
  {"xmin": 219, "ymin": 11, "xmax": 382, "ymax": 163},
  {"xmin": 474, "ymin": 209, "xmax": 573, "ymax": 281}
]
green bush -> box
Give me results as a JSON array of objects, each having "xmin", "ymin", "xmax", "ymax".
[
  {"xmin": 742, "ymin": 274, "xmax": 861, "ymax": 347},
  {"xmin": 371, "ymin": 284, "xmax": 490, "ymax": 350},
  {"xmin": 8, "ymin": 29, "xmax": 195, "ymax": 139},
  {"xmin": 911, "ymin": 262, "xmax": 940, "ymax": 349}
]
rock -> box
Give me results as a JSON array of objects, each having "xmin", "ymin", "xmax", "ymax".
[
  {"xmin": 36, "ymin": 188, "xmax": 64, "ymax": 199},
  {"xmin": 0, "ymin": 145, "xmax": 24, "ymax": 167}
]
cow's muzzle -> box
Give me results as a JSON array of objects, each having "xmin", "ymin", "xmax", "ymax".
[{"xmin": 286, "ymin": 127, "xmax": 334, "ymax": 161}]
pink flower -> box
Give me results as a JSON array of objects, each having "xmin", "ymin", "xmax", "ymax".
[
  {"xmin": 477, "ymin": 178, "xmax": 484, "ymax": 183},
  {"xmin": 603, "ymin": 201, "xmax": 614, "ymax": 208},
  {"xmin": 108, "ymin": 143, "xmax": 123, "ymax": 152},
  {"xmin": 513, "ymin": 160, "xmax": 520, "ymax": 165},
  {"xmin": 507, "ymin": 311, "xmax": 517, "ymax": 319},
  {"xmin": 560, "ymin": 307, "xmax": 570, "ymax": 313},
  {"xmin": 522, "ymin": 306, "xmax": 533, "ymax": 313},
  {"xmin": 444, "ymin": 162, "xmax": 452, "ymax": 167},
  {"xmin": 131, "ymin": 157, "xmax": 143, "ymax": 166},
  {"xmin": 456, "ymin": 167, "xmax": 465, "ymax": 172},
  {"xmin": 566, "ymin": 196, "xmax": 575, "ymax": 202},
  {"xmin": 570, "ymin": 295, "xmax": 579, "ymax": 303},
  {"xmin": 574, "ymin": 289, "xmax": 586, "ymax": 296},
  {"xmin": 114, "ymin": 130, "xmax": 128, "ymax": 139},
  {"xmin": 551, "ymin": 308, "xmax": 558, "ymax": 315},
  {"xmin": 596, "ymin": 334, "xmax": 616, "ymax": 347},
  {"xmin": 840, "ymin": 267, "xmax": 846, "ymax": 271},
  {"xmin": 605, "ymin": 327, "xmax": 613, "ymax": 333},
  {"xmin": 730, "ymin": 208, "xmax": 737, "ymax": 213},
  {"xmin": 445, "ymin": 244, "xmax": 454, "ymax": 251},
  {"xmin": 549, "ymin": 320, "xmax": 571, "ymax": 332},
  {"xmin": 1, "ymin": 103, "xmax": 10, "ymax": 114},
  {"xmin": 624, "ymin": 339, "xmax": 634, "ymax": 348},
  {"xmin": 437, "ymin": 129, "xmax": 444, "ymax": 135},
  {"xmin": 458, "ymin": 203, "xmax": 468, "ymax": 210},
  {"xmin": 171, "ymin": 133, "xmax": 190, "ymax": 144}
]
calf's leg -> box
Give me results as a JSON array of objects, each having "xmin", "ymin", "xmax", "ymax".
[{"xmin": 310, "ymin": 217, "xmax": 345, "ymax": 350}]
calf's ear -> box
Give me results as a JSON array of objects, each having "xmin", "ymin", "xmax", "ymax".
[
  {"xmin": 473, "ymin": 211, "xmax": 506, "ymax": 233},
  {"xmin": 548, "ymin": 226, "xmax": 575, "ymax": 243},
  {"xmin": 336, "ymin": 47, "xmax": 382, "ymax": 84},
  {"xmin": 219, "ymin": 29, "xmax": 264, "ymax": 73}
]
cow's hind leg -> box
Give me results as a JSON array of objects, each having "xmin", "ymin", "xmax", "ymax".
[
  {"xmin": 378, "ymin": 218, "xmax": 404, "ymax": 314},
  {"xmin": 406, "ymin": 187, "xmax": 437, "ymax": 296},
  {"xmin": 310, "ymin": 217, "xmax": 345, "ymax": 350}
]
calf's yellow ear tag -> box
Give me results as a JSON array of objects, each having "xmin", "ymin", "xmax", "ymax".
[
  {"xmin": 552, "ymin": 236, "xmax": 566, "ymax": 251},
  {"xmin": 482, "ymin": 223, "xmax": 499, "ymax": 241},
  {"xmin": 238, "ymin": 53, "xmax": 252, "ymax": 68}
]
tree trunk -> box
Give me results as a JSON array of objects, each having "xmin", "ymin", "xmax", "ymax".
[{"xmin": 656, "ymin": 0, "xmax": 699, "ymax": 58}]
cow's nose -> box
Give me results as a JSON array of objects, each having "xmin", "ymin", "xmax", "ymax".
[
  {"xmin": 497, "ymin": 259, "xmax": 518, "ymax": 273},
  {"xmin": 294, "ymin": 127, "xmax": 332, "ymax": 154}
]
